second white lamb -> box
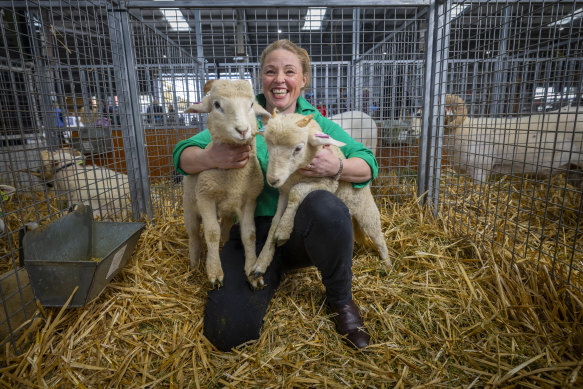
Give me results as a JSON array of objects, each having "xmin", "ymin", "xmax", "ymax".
[{"xmin": 250, "ymin": 112, "xmax": 389, "ymax": 289}]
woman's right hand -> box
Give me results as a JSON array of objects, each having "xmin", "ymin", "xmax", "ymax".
[
  {"xmin": 206, "ymin": 143, "xmax": 251, "ymax": 169},
  {"xmin": 179, "ymin": 143, "xmax": 251, "ymax": 174}
]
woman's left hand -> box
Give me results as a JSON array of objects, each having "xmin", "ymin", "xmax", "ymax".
[{"xmin": 300, "ymin": 145, "xmax": 341, "ymax": 178}]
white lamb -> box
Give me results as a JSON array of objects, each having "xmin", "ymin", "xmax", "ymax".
[
  {"xmin": 439, "ymin": 94, "xmax": 583, "ymax": 183},
  {"xmin": 182, "ymin": 79, "xmax": 271, "ymax": 287},
  {"xmin": 40, "ymin": 148, "xmax": 130, "ymax": 219},
  {"xmin": 330, "ymin": 111, "xmax": 378, "ymax": 156},
  {"xmin": 249, "ymin": 112, "xmax": 389, "ymax": 289}
]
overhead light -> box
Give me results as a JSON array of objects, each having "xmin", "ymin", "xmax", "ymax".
[
  {"xmin": 450, "ymin": 4, "xmax": 470, "ymax": 19},
  {"xmin": 161, "ymin": 8, "xmax": 191, "ymax": 31},
  {"xmin": 548, "ymin": 8, "xmax": 583, "ymax": 27},
  {"xmin": 302, "ymin": 7, "xmax": 327, "ymax": 31},
  {"xmin": 278, "ymin": 29, "xmax": 282, "ymax": 33}
]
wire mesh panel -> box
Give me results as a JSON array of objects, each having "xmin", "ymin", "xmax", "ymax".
[
  {"xmin": 125, "ymin": 4, "xmax": 431, "ymax": 215},
  {"xmin": 430, "ymin": 0, "xmax": 583, "ymax": 286},
  {"xmin": 0, "ymin": 1, "xmax": 147, "ymax": 353}
]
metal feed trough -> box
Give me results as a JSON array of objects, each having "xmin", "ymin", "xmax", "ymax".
[{"xmin": 22, "ymin": 204, "xmax": 145, "ymax": 308}]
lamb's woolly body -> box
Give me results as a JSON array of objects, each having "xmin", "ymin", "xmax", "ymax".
[
  {"xmin": 330, "ymin": 111, "xmax": 378, "ymax": 156},
  {"xmin": 250, "ymin": 113, "xmax": 389, "ymax": 288},
  {"xmin": 40, "ymin": 149, "xmax": 130, "ymax": 219},
  {"xmin": 182, "ymin": 79, "xmax": 269, "ymax": 286},
  {"xmin": 443, "ymin": 95, "xmax": 583, "ymax": 182}
]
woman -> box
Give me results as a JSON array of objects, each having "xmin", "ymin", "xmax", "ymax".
[{"xmin": 172, "ymin": 40, "xmax": 379, "ymax": 351}]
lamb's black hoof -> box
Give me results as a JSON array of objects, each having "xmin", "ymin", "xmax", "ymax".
[
  {"xmin": 210, "ymin": 280, "xmax": 223, "ymax": 289},
  {"xmin": 250, "ymin": 282, "xmax": 265, "ymax": 291}
]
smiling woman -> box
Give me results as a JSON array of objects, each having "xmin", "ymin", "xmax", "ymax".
[
  {"xmin": 260, "ymin": 40, "xmax": 310, "ymax": 114},
  {"xmin": 173, "ymin": 39, "xmax": 379, "ymax": 352}
]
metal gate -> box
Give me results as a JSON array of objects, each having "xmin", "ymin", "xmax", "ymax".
[
  {"xmin": 425, "ymin": 1, "xmax": 583, "ymax": 288},
  {"xmin": 0, "ymin": 0, "xmax": 581, "ymax": 354}
]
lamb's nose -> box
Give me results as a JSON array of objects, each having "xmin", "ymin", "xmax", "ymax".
[
  {"xmin": 268, "ymin": 178, "xmax": 280, "ymax": 187},
  {"xmin": 235, "ymin": 126, "xmax": 248, "ymax": 137}
]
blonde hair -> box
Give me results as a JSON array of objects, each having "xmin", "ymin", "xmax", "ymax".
[{"xmin": 260, "ymin": 39, "xmax": 311, "ymax": 90}]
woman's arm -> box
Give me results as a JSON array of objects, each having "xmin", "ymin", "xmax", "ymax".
[
  {"xmin": 339, "ymin": 157, "xmax": 372, "ymax": 183},
  {"xmin": 178, "ymin": 143, "xmax": 252, "ymax": 175}
]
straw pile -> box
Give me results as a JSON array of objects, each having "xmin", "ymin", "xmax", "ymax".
[{"xmin": 1, "ymin": 177, "xmax": 582, "ymax": 387}]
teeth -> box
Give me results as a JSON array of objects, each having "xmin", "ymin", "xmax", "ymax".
[{"xmin": 272, "ymin": 89, "xmax": 287, "ymax": 95}]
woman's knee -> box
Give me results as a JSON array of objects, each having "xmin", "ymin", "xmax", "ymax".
[
  {"xmin": 202, "ymin": 273, "xmax": 279, "ymax": 351},
  {"xmin": 203, "ymin": 298, "xmax": 264, "ymax": 351}
]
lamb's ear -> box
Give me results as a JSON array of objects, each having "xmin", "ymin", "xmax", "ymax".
[
  {"xmin": 40, "ymin": 150, "xmax": 51, "ymax": 164},
  {"xmin": 253, "ymin": 101, "xmax": 271, "ymax": 119},
  {"xmin": 444, "ymin": 94, "xmax": 467, "ymax": 127},
  {"xmin": 203, "ymin": 80, "xmax": 215, "ymax": 95},
  {"xmin": 308, "ymin": 132, "xmax": 346, "ymax": 148},
  {"xmin": 296, "ymin": 113, "xmax": 314, "ymax": 128},
  {"xmin": 184, "ymin": 95, "xmax": 211, "ymax": 113}
]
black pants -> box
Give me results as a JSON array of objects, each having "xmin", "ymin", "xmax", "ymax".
[{"xmin": 203, "ymin": 190, "xmax": 354, "ymax": 351}]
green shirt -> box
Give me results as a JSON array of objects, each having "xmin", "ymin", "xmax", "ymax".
[{"xmin": 172, "ymin": 95, "xmax": 379, "ymax": 217}]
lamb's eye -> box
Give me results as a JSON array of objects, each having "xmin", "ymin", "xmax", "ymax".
[
  {"xmin": 213, "ymin": 101, "xmax": 221, "ymax": 110},
  {"xmin": 293, "ymin": 145, "xmax": 303, "ymax": 155},
  {"xmin": 250, "ymin": 102, "xmax": 254, "ymax": 111}
]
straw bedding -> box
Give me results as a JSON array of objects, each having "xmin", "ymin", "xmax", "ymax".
[{"xmin": 0, "ymin": 174, "xmax": 582, "ymax": 387}]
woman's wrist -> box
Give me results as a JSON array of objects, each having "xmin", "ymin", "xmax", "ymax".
[{"xmin": 333, "ymin": 157, "xmax": 344, "ymax": 180}]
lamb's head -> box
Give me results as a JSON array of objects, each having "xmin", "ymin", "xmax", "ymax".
[
  {"xmin": 263, "ymin": 112, "xmax": 345, "ymax": 188},
  {"xmin": 184, "ymin": 79, "xmax": 271, "ymax": 144},
  {"xmin": 40, "ymin": 148, "xmax": 84, "ymax": 179},
  {"xmin": 405, "ymin": 94, "xmax": 469, "ymax": 136},
  {"xmin": 444, "ymin": 94, "xmax": 468, "ymax": 130}
]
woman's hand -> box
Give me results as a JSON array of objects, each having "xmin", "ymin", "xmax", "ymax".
[
  {"xmin": 179, "ymin": 143, "xmax": 251, "ymax": 174},
  {"xmin": 300, "ymin": 145, "xmax": 373, "ymax": 183},
  {"xmin": 206, "ymin": 143, "xmax": 251, "ymax": 169},
  {"xmin": 300, "ymin": 145, "xmax": 341, "ymax": 177}
]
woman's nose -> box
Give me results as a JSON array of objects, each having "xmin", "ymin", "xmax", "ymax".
[{"xmin": 275, "ymin": 70, "xmax": 285, "ymax": 82}]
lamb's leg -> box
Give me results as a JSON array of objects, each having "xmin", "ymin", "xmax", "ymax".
[
  {"xmin": 238, "ymin": 200, "xmax": 258, "ymax": 279},
  {"xmin": 184, "ymin": 199, "xmax": 202, "ymax": 269},
  {"xmin": 221, "ymin": 216, "xmax": 233, "ymax": 244},
  {"xmin": 197, "ymin": 198, "xmax": 223, "ymax": 288},
  {"xmin": 350, "ymin": 190, "xmax": 391, "ymax": 267},
  {"xmin": 274, "ymin": 182, "xmax": 336, "ymax": 245},
  {"xmin": 250, "ymin": 193, "xmax": 288, "ymax": 289}
]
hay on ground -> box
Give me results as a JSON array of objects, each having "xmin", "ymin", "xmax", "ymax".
[{"xmin": 0, "ymin": 175, "xmax": 581, "ymax": 387}]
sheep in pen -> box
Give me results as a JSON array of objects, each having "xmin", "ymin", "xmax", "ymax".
[{"xmin": 439, "ymin": 95, "xmax": 583, "ymax": 185}]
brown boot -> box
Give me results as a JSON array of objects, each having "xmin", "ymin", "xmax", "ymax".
[{"xmin": 329, "ymin": 300, "xmax": 370, "ymax": 349}]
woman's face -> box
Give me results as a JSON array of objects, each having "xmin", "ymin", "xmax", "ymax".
[{"xmin": 261, "ymin": 48, "xmax": 307, "ymax": 115}]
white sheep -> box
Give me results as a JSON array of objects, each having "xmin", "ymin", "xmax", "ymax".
[
  {"xmin": 39, "ymin": 148, "xmax": 131, "ymax": 219},
  {"xmin": 439, "ymin": 95, "xmax": 583, "ymax": 183},
  {"xmin": 182, "ymin": 79, "xmax": 271, "ymax": 287},
  {"xmin": 249, "ymin": 112, "xmax": 389, "ymax": 289},
  {"xmin": 330, "ymin": 111, "xmax": 378, "ymax": 156}
]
